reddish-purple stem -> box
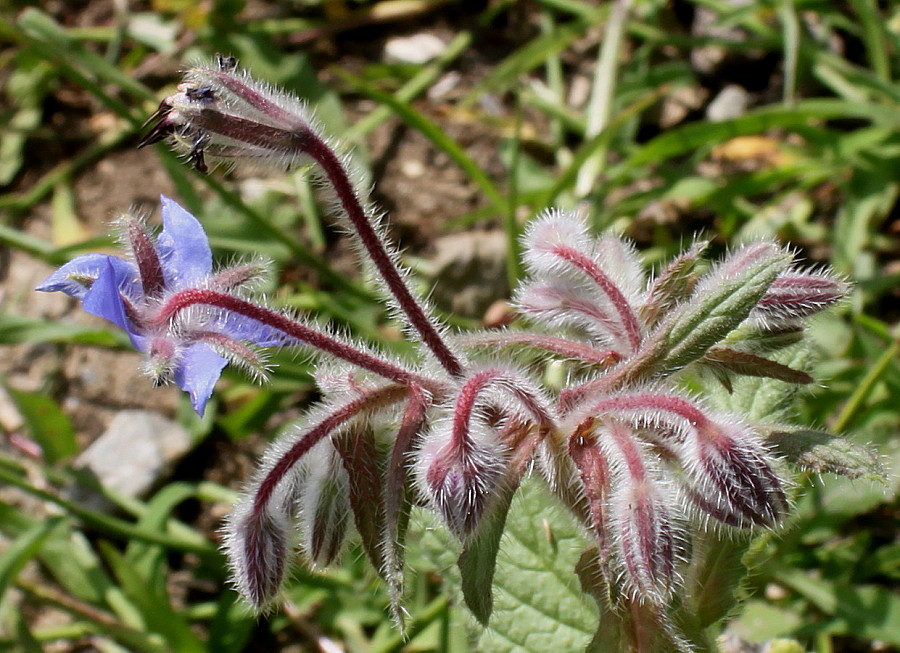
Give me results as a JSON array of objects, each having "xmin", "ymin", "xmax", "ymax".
[
  {"xmin": 587, "ymin": 391, "xmax": 709, "ymax": 429},
  {"xmin": 302, "ymin": 133, "xmax": 464, "ymax": 378},
  {"xmin": 457, "ymin": 332, "xmax": 621, "ymax": 367},
  {"xmin": 252, "ymin": 384, "xmax": 407, "ymax": 518},
  {"xmin": 551, "ymin": 244, "xmax": 642, "ymax": 352},
  {"xmin": 451, "ymin": 368, "xmax": 555, "ymax": 455},
  {"xmin": 155, "ymin": 288, "xmax": 442, "ymax": 391}
]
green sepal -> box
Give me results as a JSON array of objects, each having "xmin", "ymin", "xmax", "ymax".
[{"xmin": 762, "ymin": 426, "xmax": 886, "ymax": 481}]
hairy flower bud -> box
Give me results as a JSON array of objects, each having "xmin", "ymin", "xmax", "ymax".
[
  {"xmin": 300, "ymin": 441, "xmax": 351, "ymax": 567},
  {"xmin": 688, "ymin": 421, "xmax": 788, "ymax": 527},
  {"xmin": 223, "ymin": 496, "xmax": 291, "ymax": 608},
  {"xmin": 416, "ymin": 418, "xmax": 507, "ymax": 540},
  {"xmin": 602, "ymin": 421, "xmax": 679, "ymax": 603},
  {"xmin": 751, "ymin": 268, "xmax": 848, "ymax": 328},
  {"xmin": 141, "ymin": 54, "xmax": 321, "ymax": 172}
]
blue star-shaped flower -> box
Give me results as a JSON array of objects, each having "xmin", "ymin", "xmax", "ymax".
[{"xmin": 37, "ymin": 196, "xmax": 277, "ymax": 415}]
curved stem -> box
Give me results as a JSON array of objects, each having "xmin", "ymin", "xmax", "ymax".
[
  {"xmin": 456, "ymin": 331, "xmax": 621, "ymax": 367},
  {"xmin": 156, "ymin": 288, "xmax": 445, "ymax": 392},
  {"xmin": 303, "ymin": 133, "xmax": 464, "ymax": 378},
  {"xmin": 452, "ymin": 368, "xmax": 556, "ymax": 454},
  {"xmin": 253, "ymin": 384, "xmax": 408, "ymax": 516}
]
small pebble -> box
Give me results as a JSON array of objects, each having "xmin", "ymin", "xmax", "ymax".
[{"xmin": 384, "ymin": 33, "xmax": 447, "ymax": 64}]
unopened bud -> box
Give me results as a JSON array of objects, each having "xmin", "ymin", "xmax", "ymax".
[
  {"xmin": 416, "ymin": 419, "xmax": 507, "ymax": 540},
  {"xmin": 300, "ymin": 443, "xmax": 350, "ymax": 567},
  {"xmin": 603, "ymin": 421, "xmax": 678, "ymax": 603},
  {"xmin": 223, "ymin": 497, "xmax": 291, "ymax": 608},
  {"xmin": 751, "ymin": 269, "xmax": 848, "ymax": 327},
  {"xmin": 690, "ymin": 420, "xmax": 788, "ymax": 527}
]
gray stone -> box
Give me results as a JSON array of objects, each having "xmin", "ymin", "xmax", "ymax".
[
  {"xmin": 70, "ymin": 410, "xmax": 193, "ymax": 511},
  {"xmin": 384, "ymin": 33, "xmax": 447, "ymax": 64},
  {"xmin": 707, "ymin": 84, "xmax": 750, "ymax": 122}
]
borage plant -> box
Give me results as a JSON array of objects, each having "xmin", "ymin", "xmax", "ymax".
[{"xmin": 39, "ymin": 57, "xmax": 881, "ymax": 650}]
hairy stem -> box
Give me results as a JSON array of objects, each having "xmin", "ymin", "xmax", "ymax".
[
  {"xmin": 253, "ymin": 385, "xmax": 408, "ymax": 517},
  {"xmin": 302, "ymin": 133, "xmax": 465, "ymax": 377},
  {"xmin": 156, "ymin": 288, "xmax": 444, "ymax": 391}
]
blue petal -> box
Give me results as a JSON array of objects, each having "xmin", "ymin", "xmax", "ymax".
[
  {"xmin": 36, "ymin": 254, "xmax": 140, "ymax": 301},
  {"xmin": 211, "ymin": 311, "xmax": 291, "ymax": 348},
  {"xmin": 156, "ymin": 196, "xmax": 212, "ymax": 288},
  {"xmin": 82, "ymin": 259, "xmax": 146, "ymax": 350},
  {"xmin": 174, "ymin": 343, "xmax": 227, "ymax": 416}
]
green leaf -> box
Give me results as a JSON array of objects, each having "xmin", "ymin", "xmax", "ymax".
[
  {"xmin": 39, "ymin": 527, "xmax": 116, "ymax": 605},
  {"xmin": 418, "ymin": 478, "xmax": 597, "ymax": 652},
  {"xmin": 682, "ymin": 530, "xmax": 749, "ymax": 629},
  {"xmin": 0, "ymin": 51, "xmax": 54, "ymax": 186},
  {"xmin": 774, "ymin": 566, "xmax": 900, "ymax": 646},
  {"xmin": 705, "ymin": 341, "xmax": 812, "ymax": 423},
  {"xmin": 0, "ymin": 517, "xmax": 64, "ymax": 600},
  {"xmin": 99, "ymin": 542, "xmax": 205, "ymax": 653},
  {"xmin": 125, "ymin": 484, "xmax": 198, "ymax": 584},
  {"xmin": 457, "ymin": 478, "xmax": 518, "ymax": 625},
  {"xmin": 764, "ymin": 427, "xmax": 885, "ymax": 480},
  {"xmin": 206, "ymin": 591, "xmax": 256, "ymax": 653},
  {"xmin": 463, "ymin": 16, "xmax": 597, "ymax": 105},
  {"xmin": 728, "ymin": 600, "xmax": 803, "ymax": 643},
  {"xmin": 627, "ymin": 100, "xmax": 900, "ymax": 167},
  {"xmin": 5, "ymin": 387, "xmax": 77, "ymax": 463},
  {"xmin": 0, "ymin": 314, "xmax": 124, "ymax": 347}
]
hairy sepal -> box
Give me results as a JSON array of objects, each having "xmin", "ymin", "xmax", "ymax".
[
  {"xmin": 416, "ymin": 416, "xmax": 508, "ymax": 541},
  {"xmin": 640, "ymin": 239, "xmax": 709, "ymax": 328},
  {"xmin": 299, "ymin": 441, "xmax": 351, "ymax": 567},
  {"xmin": 334, "ymin": 425, "xmax": 388, "ymax": 576},
  {"xmin": 645, "ymin": 242, "xmax": 791, "ymax": 375},
  {"xmin": 601, "ymin": 421, "xmax": 679, "ymax": 604},
  {"xmin": 223, "ymin": 489, "xmax": 292, "ymax": 609}
]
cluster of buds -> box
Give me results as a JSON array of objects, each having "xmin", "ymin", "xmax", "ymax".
[{"xmin": 40, "ymin": 58, "xmax": 858, "ymax": 646}]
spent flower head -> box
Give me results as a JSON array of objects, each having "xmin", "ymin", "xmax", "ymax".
[{"xmin": 43, "ymin": 56, "xmax": 879, "ymax": 650}]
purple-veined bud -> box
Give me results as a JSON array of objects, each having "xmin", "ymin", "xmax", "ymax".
[
  {"xmin": 222, "ymin": 385, "xmax": 409, "ymax": 607},
  {"xmin": 601, "ymin": 420, "xmax": 679, "ymax": 604},
  {"xmin": 120, "ymin": 213, "xmax": 165, "ymax": 298},
  {"xmin": 522, "ymin": 210, "xmax": 645, "ymax": 301},
  {"xmin": 416, "ymin": 417, "xmax": 507, "ymax": 540},
  {"xmin": 583, "ymin": 389, "xmax": 788, "ymax": 528},
  {"xmin": 223, "ymin": 492, "xmax": 292, "ymax": 608},
  {"xmin": 415, "ymin": 366, "xmax": 553, "ymax": 540},
  {"xmin": 686, "ymin": 419, "xmax": 788, "ymax": 527},
  {"xmin": 515, "ymin": 279, "xmax": 629, "ymax": 353},
  {"xmin": 520, "ymin": 210, "xmax": 643, "ymax": 354},
  {"xmin": 299, "ymin": 440, "xmax": 351, "ymax": 567},
  {"xmin": 751, "ymin": 268, "xmax": 848, "ymax": 328}
]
